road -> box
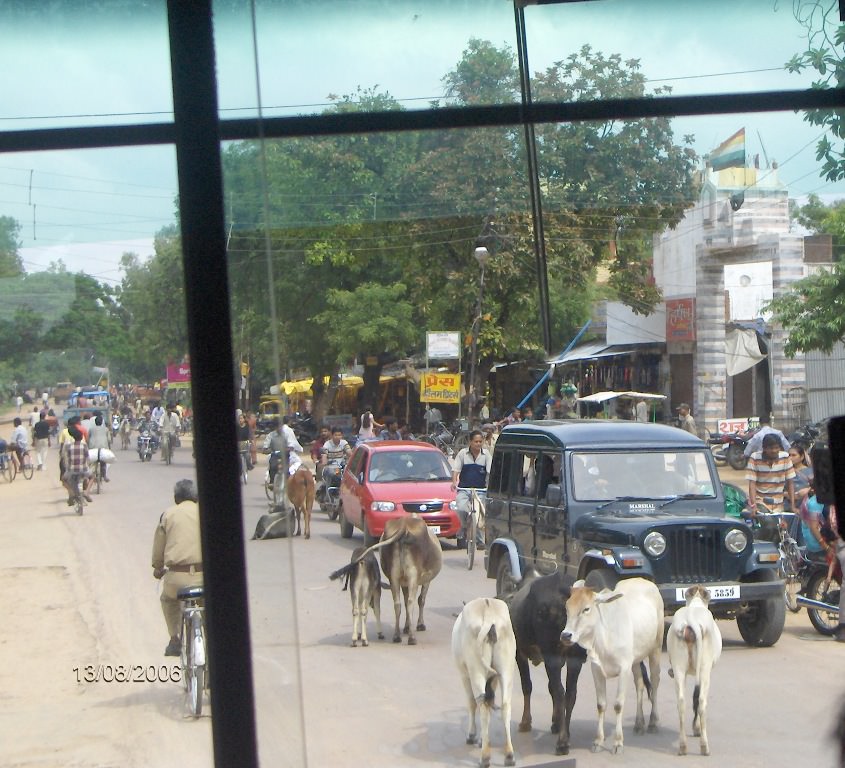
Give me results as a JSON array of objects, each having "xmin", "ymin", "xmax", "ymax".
[{"xmin": 0, "ymin": 426, "xmax": 843, "ymax": 768}]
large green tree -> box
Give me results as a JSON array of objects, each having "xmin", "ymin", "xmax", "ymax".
[{"xmin": 0, "ymin": 216, "xmax": 23, "ymax": 278}]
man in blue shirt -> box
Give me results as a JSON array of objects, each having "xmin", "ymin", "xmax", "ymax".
[{"xmin": 451, "ymin": 430, "xmax": 491, "ymax": 549}]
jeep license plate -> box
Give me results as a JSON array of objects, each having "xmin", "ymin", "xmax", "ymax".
[
  {"xmin": 675, "ymin": 584, "xmax": 739, "ymax": 602},
  {"xmin": 428, "ymin": 525, "xmax": 440, "ymax": 535}
]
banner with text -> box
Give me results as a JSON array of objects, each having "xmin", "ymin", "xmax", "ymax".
[
  {"xmin": 166, "ymin": 362, "xmax": 191, "ymax": 389},
  {"xmin": 421, "ymin": 371, "xmax": 461, "ymax": 404}
]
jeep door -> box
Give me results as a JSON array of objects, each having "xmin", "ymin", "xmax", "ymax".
[
  {"xmin": 534, "ymin": 452, "xmax": 567, "ymax": 571},
  {"xmin": 510, "ymin": 450, "xmax": 542, "ymax": 572}
]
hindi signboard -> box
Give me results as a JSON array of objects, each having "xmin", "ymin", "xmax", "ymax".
[
  {"xmin": 166, "ymin": 362, "xmax": 191, "ymax": 390},
  {"xmin": 421, "ymin": 372, "xmax": 461, "ymax": 404}
]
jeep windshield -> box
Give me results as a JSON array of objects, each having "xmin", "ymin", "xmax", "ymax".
[{"xmin": 571, "ymin": 450, "xmax": 716, "ymax": 502}]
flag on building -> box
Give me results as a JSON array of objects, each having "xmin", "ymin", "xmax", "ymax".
[{"xmin": 709, "ymin": 128, "xmax": 746, "ymax": 171}]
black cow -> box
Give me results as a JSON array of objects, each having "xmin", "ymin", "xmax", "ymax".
[{"xmin": 504, "ymin": 569, "xmax": 586, "ymax": 756}]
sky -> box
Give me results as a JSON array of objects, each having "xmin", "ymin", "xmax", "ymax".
[{"xmin": 4, "ymin": 0, "xmax": 844, "ymax": 282}]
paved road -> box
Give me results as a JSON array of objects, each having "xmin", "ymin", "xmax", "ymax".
[{"xmin": 1, "ymin": 426, "xmax": 844, "ymax": 767}]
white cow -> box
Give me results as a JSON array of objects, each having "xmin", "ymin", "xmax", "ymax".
[
  {"xmin": 561, "ymin": 577, "xmax": 663, "ymax": 754},
  {"xmin": 452, "ymin": 597, "xmax": 517, "ymax": 768},
  {"xmin": 667, "ymin": 585, "xmax": 722, "ymax": 756}
]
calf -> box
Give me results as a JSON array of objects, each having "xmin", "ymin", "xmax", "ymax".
[
  {"xmin": 504, "ymin": 569, "xmax": 585, "ymax": 755},
  {"xmin": 287, "ymin": 466, "xmax": 316, "ymax": 538},
  {"xmin": 561, "ymin": 577, "xmax": 663, "ymax": 754},
  {"xmin": 667, "ymin": 585, "xmax": 722, "ymax": 756},
  {"xmin": 329, "ymin": 546, "xmax": 384, "ymax": 647},
  {"xmin": 452, "ymin": 597, "xmax": 517, "ymax": 768},
  {"xmin": 341, "ymin": 515, "xmax": 442, "ymax": 644}
]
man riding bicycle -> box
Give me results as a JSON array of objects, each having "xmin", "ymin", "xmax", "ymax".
[
  {"xmin": 158, "ymin": 404, "xmax": 182, "ymax": 458},
  {"xmin": 451, "ymin": 429, "xmax": 491, "ymax": 550}
]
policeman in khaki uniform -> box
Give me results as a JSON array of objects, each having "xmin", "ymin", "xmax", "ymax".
[{"xmin": 152, "ymin": 479, "xmax": 203, "ymax": 656}]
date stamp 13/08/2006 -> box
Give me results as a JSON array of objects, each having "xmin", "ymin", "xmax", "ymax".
[{"xmin": 73, "ymin": 664, "xmax": 182, "ymax": 684}]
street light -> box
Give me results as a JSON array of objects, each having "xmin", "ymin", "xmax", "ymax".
[{"xmin": 468, "ymin": 245, "xmax": 490, "ymax": 424}]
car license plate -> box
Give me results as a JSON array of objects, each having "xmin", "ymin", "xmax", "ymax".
[
  {"xmin": 428, "ymin": 525, "xmax": 441, "ymax": 535},
  {"xmin": 675, "ymin": 584, "xmax": 739, "ymax": 602}
]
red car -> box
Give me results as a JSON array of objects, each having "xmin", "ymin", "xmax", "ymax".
[{"xmin": 338, "ymin": 440, "xmax": 460, "ymax": 544}]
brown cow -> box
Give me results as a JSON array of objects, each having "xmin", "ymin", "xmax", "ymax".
[
  {"xmin": 287, "ymin": 467, "xmax": 316, "ymax": 538},
  {"xmin": 333, "ymin": 515, "xmax": 442, "ymax": 645}
]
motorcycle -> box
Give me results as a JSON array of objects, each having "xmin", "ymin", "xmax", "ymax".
[
  {"xmin": 787, "ymin": 422, "xmax": 821, "ymax": 453},
  {"xmin": 136, "ymin": 420, "xmax": 160, "ymax": 462},
  {"xmin": 710, "ymin": 427, "xmax": 756, "ymax": 470},
  {"xmin": 317, "ymin": 460, "xmax": 345, "ymax": 521},
  {"xmin": 290, "ymin": 413, "xmax": 318, "ymax": 445},
  {"xmin": 111, "ymin": 413, "xmax": 121, "ymax": 440}
]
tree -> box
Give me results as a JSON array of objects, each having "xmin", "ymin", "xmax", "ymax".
[
  {"xmin": 315, "ymin": 282, "xmax": 418, "ymax": 407},
  {"xmin": 767, "ymin": 194, "xmax": 845, "ymax": 355},
  {"xmin": 787, "ymin": 2, "xmax": 845, "ymax": 181},
  {"xmin": 0, "ymin": 216, "xmax": 23, "ymax": 278}
]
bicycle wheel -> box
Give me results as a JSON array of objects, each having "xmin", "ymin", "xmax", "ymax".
[
  {"xmin": 273, "ymin": 472, "xmax": 284, "ymax": 507},
  {"xmin": 21, "ymin": 453, "xmax": 34, "ymax": 480},
  {"xmin": 264, "ymin": 476, "xmax": 273, "ymax": 501},
  {"xmin": 241, "ymin": 453, "xmax": 248, "ymax": 485},
  {"xmin": 466, "ymin": 507, "xmax": 476, "ymax": 571},
  {"xmin": 781, "ymin": 542, "xmax": 801, "ymax": 613},
  {"xmin": 164, "ymin": 436, "xmax": 172, "ymax": 465},
  {"xmin": 186, "ymin": 611, "xmax": 205, "ymax": 717},
  {"xmin": 94, "ymin": 463, "xmax": 102, "ymax": 495},
  {"xmin": 1, "ymin": 458, "xmax": 16, "ymax": 483}
]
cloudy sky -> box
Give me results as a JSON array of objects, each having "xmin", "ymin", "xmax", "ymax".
[{"xmin": 3, "ymin": 0, "xmax": 841, "ymax": 281}]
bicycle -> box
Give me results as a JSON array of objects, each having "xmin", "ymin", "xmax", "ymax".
[
  {"xmin": 177, "ymin": 584, "xmax": 208, "ymax": 717},
  {"xmin": 19, "ymin": 449, "xmax": 34, "ymax": 480},
  {"xmin": 69, "ymin": 475, "xmax": 85, "ymax": 516},
  {"xmin": 161, "ymin": 432, "xmax": 172, "ymax": 465},
  {"xmin": 463, "ymin": 487, "xmax": 487, "ymax": 571},
  {"xmin": 748, "ymin": 501, "xmax": 803, "ymax": 612},
  {"xmin": 238, "ymin": 441, "xmax": 250, "ymax": 485},
  {"xmin": 0, "ymin": 448, "xmax": 17, "ymax": 483}
]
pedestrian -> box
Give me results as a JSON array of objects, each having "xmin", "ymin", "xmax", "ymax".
[
  {"xmin": 635, "ymin": 398, "xmax": 648, "ymax": 423},
  {"xmin": 358, "ymin": 405, "xmax": 382, "ymax": 442},
  {"xmin": 15, "ymin": 394, "xmax": 23, "ymax": 414},
  {"xmin": 424, "ymin": 405, "xmax": 442, "ymax": 435},
  {"xmin": 32, "ymin": 412, "xmax": 51, "ymax": 471},
  {"xmin": 787, "ymin": 443, "xmax": 813, "ymax": 510},
  {"xmin": 28, "ymin": 406, "xmax": 39, "ymax": 429},
  {"xmin": 675, "ymin": 403, "xmax": 697, "ymax": 435},
  {"xmin": 41, "ymin": 391, "xmax": 49, "ymax": 409},
  {"xmin": 743, "ymin": 413, "xmax": 790, "ymax": 457},
  {"xmin": 151, "ymin": 479, "xmax": 203, "ymax": 656},
  {"xmin": 379, "ymin": 418, "xmax": 402, "ymax": 440}
]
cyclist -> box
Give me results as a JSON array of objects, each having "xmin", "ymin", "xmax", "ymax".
[
  {"xmin": 262, "ymin": 417, "xmax": 290, "ymax": 506},
  {"xmin": 9, "ymin": 417, "xmax": 29, "ymax": 474},
  {"xmin": 61, "ymin": 425, "xmax": 93, "ymax": 505},
  {"xmin": 158, "ymin": 404, "xmax": 181, "ymax": 459},
  {"xmin": 87, "ymin": 413, "xmax": 112, "ymax": 482},
  {"xmin": 745, "ymin": 433, "xmax": 797, "ymax": 543},
  {"xmin": 151, "ymin": 479, "xmax": 202, "ymax": 657},
  {"xmin": 451, "ymin": 429, "xmax": 491, "ymax": 550}
]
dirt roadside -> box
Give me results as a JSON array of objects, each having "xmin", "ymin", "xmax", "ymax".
[{"xmin": 0, "ymin": 406, "xmax": 211, "ymax": 767}]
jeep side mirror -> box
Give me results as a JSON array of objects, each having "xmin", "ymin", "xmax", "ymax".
[{"xmin": 545, "ymin": 483, "xmax": 563, "ymax": 506}]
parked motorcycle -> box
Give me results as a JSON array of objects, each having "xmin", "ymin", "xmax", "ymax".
[
  {"xmin": 290, "ymin": 413, "xmax": 318, "ymax": 445},
  {"xmin": 711, "ymin": 427, "xmax": 756, "ymax": 470},
  {"xmin": 787, "ymin": 422, "xmax": 821, "ymax": 453}
]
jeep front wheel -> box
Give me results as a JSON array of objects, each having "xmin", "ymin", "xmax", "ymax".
[{"xmin": 736, "ymin": 595, "xmax": 785, "ymax": 647}]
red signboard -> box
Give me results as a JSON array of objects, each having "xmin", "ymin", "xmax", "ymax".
[
  {"xmin": 666, "ymin": 298, "xmax": 696, "ymax": 341},
  {"xmin": 166, "ymin": 363, "xmax": 191, "ymax": 384}
]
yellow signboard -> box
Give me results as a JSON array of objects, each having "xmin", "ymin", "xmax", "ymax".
[{"xmin": 421, "ymin": 372, "xmax": 461, "ymax": 404}]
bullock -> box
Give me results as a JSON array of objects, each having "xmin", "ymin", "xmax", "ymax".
[
  {"xmin": 504, "ymin": 569, "xmax": 585, "ymax": 755},
  {"xmin": 329, "ymin": 546, "xmax": 385, "ymax": 647},
  {"xmin": 287, "ymin": 466, "xmax": 316, "ymax": 538},
  {"xmin": 561, "ymin": 577, "xmax": 663, "ymax": 754},
  {"xmin": 452, "ymin": 597, "xmax": 517, "ymax": 768},
  {"xmin": 337, "ymin": 515, "xmax": 441, "ymax": 644},
  {"xmin": 667, "ymin": 585, "xmax": 722, "ymax": 756}
]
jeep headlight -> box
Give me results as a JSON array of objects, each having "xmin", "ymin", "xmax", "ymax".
[
  {"xmin": 643, "ymin": 531, "xmax": 666, "ymax": 557},
  {"xmin": 371, "ymin": 501, "xmax": 395, "ymax": 512},
  {"xmin": 725, "ymin": 528, "xmax": 748, "ymax": 554}
]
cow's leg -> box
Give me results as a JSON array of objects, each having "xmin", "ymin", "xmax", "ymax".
[
  {"xmin": 458, "ymin": 668, "xmax": 479, "ymax": 746},
  {"xmin": 646, "ymin": 649, "xmax": 660, "ymax": 733},
  {"xmin": 499, "ymin": 666, "xmax": 516, "ymax": 768},
  {"xmin": 294, "ymin": 506, "xmax": 302, "ymax": 536},
  {"xmin": 359, "ymin": 587, "xmax": 370, "ymax": 647},
  {"xmin": 675, "ymin": 672, "xmax": 688, "ymax": 756},
  {"xmin": 515, "ymin": 653, "xmax": 533, "ymax": 732},
  {"xmin": 632, "ymin": 661, "xmax": 646, "ymax": 734},
  {"xmin": 371, "ymin": 587, "xmax": 384, "ymax": 640},
  {"xmin": 405, "ymin": 584, "xmax": 419, "ymax": 645},
  {"xmin": 401, "ymin": 585, "xmax": 412, "ymax": 636},
  {"xmin": 479, "ymin": 694, "xmax": 493, "ymax": 768},
  {"xmin": 590, "ymin": 663, "xmax": 607, "ymax": 753},
  {"xmin": 391, "ymin": 584, "xmax": 403, "ymax": 643},
  {"xmin": 558, "ymin": 655, "xmax": 584, "ymax": 755},
  {"xmin": 611, "ymin": 664, "xmax": 630, "ymax": 754},
  {"xmin": 303, "ymin": 500, "xmax": 311, "ymax": 539},
  {"xmin": 696, "ymin": 676, "xmax": 712, "ymax": 755},
  {"xmin": 350, "ymin": 589, "xmax": 361, "ymax": 648},
  {"xmin": 544, "ymin": 657, "xmax": 563, "ymax": 735},
  {"xmin": 416, "ymin": 581, "xmax": 430, "ymax": 631}
]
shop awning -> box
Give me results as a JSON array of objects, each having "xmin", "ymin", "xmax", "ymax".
[{"xmin": 548, "ymin": 343, "xmax": 640, "ymax": 364}]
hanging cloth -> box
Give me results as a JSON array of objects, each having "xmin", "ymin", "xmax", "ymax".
[{"xmin": 725, "ymin": 328, "xmax": 766, "ymax": 377}]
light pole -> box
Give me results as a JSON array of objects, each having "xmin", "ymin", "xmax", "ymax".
[{"xmin": 468, "ymin": 245, "xmax": 490, "ymax": 425}]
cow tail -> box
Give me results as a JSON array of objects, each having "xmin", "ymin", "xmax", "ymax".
[
  {"xmin": 329, "ymin": 563, "xmax": 354, "ymax": 581},
  {"xmin": 639, "ymin": 661, "xmax": 652, "ymax": 698},
  {"xmin": 477, "ymin": 618, "xmax": 499, "ymax": 704},
  {"xmin": 686, "ymin": 623, "xmax": 703, "ymax": 681}
]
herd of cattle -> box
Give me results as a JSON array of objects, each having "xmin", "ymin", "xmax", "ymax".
[{"xmin": 325, "ymin": 515, "xmax": 723, "ymax": 767}]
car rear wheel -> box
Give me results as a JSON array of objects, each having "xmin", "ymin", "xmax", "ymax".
[{"xmin": 339, "ymin": 508, "xmax": 353, "ymax": 539}]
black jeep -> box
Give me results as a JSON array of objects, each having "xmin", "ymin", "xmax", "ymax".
[{"xmin": 484, "ymin": 420, "xmax": 785, "ymax": 647}]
